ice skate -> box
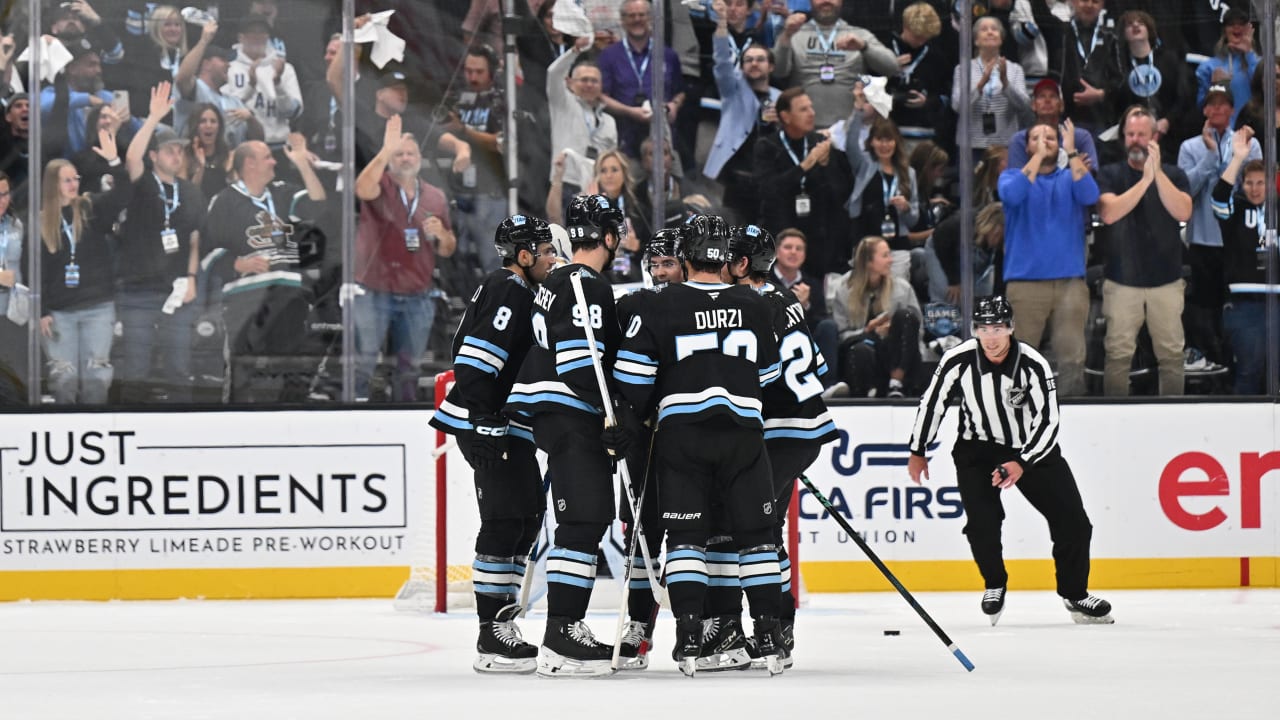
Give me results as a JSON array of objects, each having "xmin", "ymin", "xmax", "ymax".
[
  {"xmin": 672, "ymin": 614, "xmax": 704, "ymax": 677},
  {"xmin": 694, "ymin": 615, "xmax": 751, "ymax": 673},
  {"xmin": 537, "ymin": 616, "xmax": 615, "ymax": 678},
  {"xmin": 617, "ymin": 619, "xmax": 655, "ymax": 671},
  {"xmin": 473, "ymin": 608, "xmax": 538, "ymax": 674},
  {"xmin": 982, "ymin": 586, "xmax": 1006, "ymax": 626},
  {"xmin": 1064, "ymin": 595, "xmax": 1114, "ymax": 625}
]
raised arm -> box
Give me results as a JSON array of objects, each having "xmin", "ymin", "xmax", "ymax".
[
  {"xmin": 126, "ymin": 82, "xmax": 176, "ymax": 181},
  {"xmin": 355, "ymin": 113, "xmax": 399, "ymax": 201}
]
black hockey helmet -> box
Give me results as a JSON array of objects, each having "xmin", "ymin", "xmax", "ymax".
[
  {"xmin": 728, "ymin": 224, "xmax": 777, "ymax": 274},
  {"xmin": 972, "ymin": 295, "xmax": 1014, "ymax": 327},
  {"xmin": 564, "ymin": 194, "xmax": 626, "ymax": 246},
  {"xmin": 644, "ymin": 226, "xmax": 683, "ymax": 260},
  {"xmin": 679, "ymin": 214, "xmax": 730, "ymax": 265},
  {"xmin": 494, "ymin": 214, "xmax": 552, "ymax": 260}
]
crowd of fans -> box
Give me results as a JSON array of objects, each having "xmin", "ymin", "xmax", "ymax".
[{"xmin": 0, "ymin": 0, "xmax": 1275, "ymax": 406}]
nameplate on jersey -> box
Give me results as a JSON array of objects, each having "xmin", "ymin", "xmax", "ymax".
[{"xmin": 694, "ymin": 308, "xmax": 742, "ymax": 330}]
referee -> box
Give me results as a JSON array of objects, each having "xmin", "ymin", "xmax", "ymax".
[{"xmin": 907, "ymin": 296, "xmax": 1114, "ymax": 625}]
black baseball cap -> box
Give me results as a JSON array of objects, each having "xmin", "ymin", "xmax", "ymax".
[
  {"xmin": 1223, "ymin": 7, "xmax": 1253, "ymax": 26},
  {"xmin": 378, "ymin": 70, "xmax": 408, "ymax": 90},
  {"xmin": 1204, "ymin": 83, "xmax": 1234, "ymax": 107}
]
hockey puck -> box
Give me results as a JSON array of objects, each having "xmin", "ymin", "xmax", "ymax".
[{"xmin": 883, "ymin": 630, "xmax": 900, "ymax": 636}]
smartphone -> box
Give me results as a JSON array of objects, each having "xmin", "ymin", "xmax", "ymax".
[
  {"xmin": 873, "ymin": 311, "xmax": 890, "ymax": 323},
  {"xmin": 110, "ymin": 90, "xmax": 130, "ymax": 118}
]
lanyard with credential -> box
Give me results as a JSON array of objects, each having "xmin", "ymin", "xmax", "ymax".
[
  {"xmin": 892, "ymin": 38, "xmax": 928, "ymax": 82},
  {"xmin": 1072, "ymin": 17, "xmax": 1103, "ymax": 61},
  {"xmin": 812, "ymin": 21, "xmax": 839, "ymax": 59},
  {"xmin": 238, "ymin": 182, "xmax": 277, "ymax": 219},
  {"xmin": 625, "ymin": 39, "xmax": 652, "ymax": 86},
  {"xmin": 154, "ymin": 173, "xmax": 180, "ymax": 229},
  {"xmin": 881, "ymin": 172, "xmax": 898, "ymax": 209},
  {"xmin": 583, "ymin": 107, "xmax": 602, "ymax": 143},
  {"xmin": 0, "ymin": 217, "xmax": 8, "ymax": 270},
  {"xmin": 780, "ymin": 131, "xmax": 809, "ymax": 191},
  {"xmin": 62, "ymin": 216, "xmax": 77, "ymax": 262},
  {"xmin": 399, "ymin": 180, "xmax": 421, "ymax": 224}
]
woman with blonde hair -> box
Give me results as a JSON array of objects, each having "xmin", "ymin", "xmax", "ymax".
[
  {"xmin": 108, "ymin": 5, "xmax": 188, "ymax": 119},
  {"xmin": 37, "ymin": 129, "xmax": 137, "ymax": 404},
  {"xmin": 828, "ymin": 235, "xmax": 923, "ymax": 398},
  {"xmin": 844, "ymin": 109, "xmax": 918, "ymax": 282},
  {"xmin": 548, "ymin": 148, "xmax": 647, "ymax": 282}
]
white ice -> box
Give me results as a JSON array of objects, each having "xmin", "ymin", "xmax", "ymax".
[{"xmin": 2, "ymin": 589, "xmax": 1277, "ymax": 720}]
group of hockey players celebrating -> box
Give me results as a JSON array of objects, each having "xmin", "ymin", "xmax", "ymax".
[{"xmin": 429, "ymin": 196, "xmax": 838, "ymax": 678}]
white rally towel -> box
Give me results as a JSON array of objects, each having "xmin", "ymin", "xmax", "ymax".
[
  {"xmin": 552, "ymin": 0, "xmax": 593, "ymax": 38},
  {"xmin": 353, "ymin": 10, "xmax": 406, "ymax": 69},
  {"xmin": 18, "ymin": 36, "xmax": 74, "ymax": 85}
]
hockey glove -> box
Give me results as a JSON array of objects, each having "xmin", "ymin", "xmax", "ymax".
[
  {"xmin": 469, "ymin": 414, "xmax": 509, "ymax": 470},
  {"xmin": 600, "ymin": 400, "xmax": 639, "ymax": 458}
]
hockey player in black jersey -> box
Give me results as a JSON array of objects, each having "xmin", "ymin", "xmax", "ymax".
[
  {"xmin": 610, "ymin": 227, "xmax": 686, "ymax": 670},
  {"xmin": 429, "ymin": 214, "xmax": 558, "ymax": 674},
  {"xmin": 506, "ymin": 195, "xmax": 627, "ymax": 678},
  {"xmin": 609, "ymin": 214, "xmax": 789, "ymax": 676},
  {"xmin": 693, "ymin": 224, "xmax": 840, "ymax": 672}
]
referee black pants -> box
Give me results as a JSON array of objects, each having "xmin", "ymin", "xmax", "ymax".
[{"xmin": 952, "ymin": 440, "xmax": 1094, "ymax": 601}]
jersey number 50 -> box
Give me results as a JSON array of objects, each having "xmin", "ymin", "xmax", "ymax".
[{"xmin": 674, "ymin": 329, "xmax": 757, "ymax": 362}]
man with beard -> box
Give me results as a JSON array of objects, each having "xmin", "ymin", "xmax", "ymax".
[
  {"xmin": 1096, "ymin": 105, "xmax": 1192, "ymax": 396},
  {"xmin": 997, "ymin": 121, "xmax": 1098, "ymax": 397}
]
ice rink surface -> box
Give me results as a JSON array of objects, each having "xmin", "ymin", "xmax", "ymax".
[{"xmin": 1, "ymin": 589, "xmax": 1277, "ymax": 720}]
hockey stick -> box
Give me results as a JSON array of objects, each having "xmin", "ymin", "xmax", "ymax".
[
  {"xmin": 798, "ymin": 474, "xmax": 976, "ymax": 672},
  {"xmin": 609, "ymin": 429, "xmax": 660, "ymax": 669},
  {"xmin": 567, "ymin": 271, "xmax": 666, "ymax": 607},
  {"xmin": 431, "ymin": 438, "xmax": 456, "ymax": 459}
]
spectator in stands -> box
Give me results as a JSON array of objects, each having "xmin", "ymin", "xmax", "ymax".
[
  {"xmin": 906, "ymin": 140, "xmax": 952, "ymax": 248},
  {"xmin": 48, "ymin": 0, "xmax": 124, "ymax": 67},
  {"xmin": 548, "ymin": 149, "xmax": 645, "ymax": 283},
  {"xmin": 1234, "ymin": 54, "xmax": 1280, "ymax": 148},
  {"xmin": 974, "ymin": 144, "xmax": 1008, "ymax": 208},
  {"xmin": 711, "ymin": 0, "xmax": 769, "ymax": 67},
  {"xmin": 635, "ymin": 135, "xmax": 684, "ymax": 228},
  {"xmin": 116, "ymin": 83, "xmax": 205, "ymax": 404},
  {"xmin": 923, "ymin": 201, "xmax": 1003, "ymax": 305},
  {"xmin": 1007, "ymin": 79, "xmax": 1098, "ymax": 170},
  {"xmin": 705, "ymin": 6, "xmax": 781, "ymax": 225},
  {"xmin": 770, "ymin": 227, "xmax": 839, "ymax": 387},
  {"xmin": 204, "ymin": 135, "xmax": 326, "ymax": 403},
  {"xmin": 175, "ymin": 19, "xmax": 252, "ymax": 148},
  {"xmin": 1214, "ymin": 132, "xmax": 1275, "ymax": 395},
  {"xmin": 181, "ymin": 103, "xmax": 232, "ymax": 199},
  {"xmin": 829, "ymin": 235, "xmax": 922, "ymax": 398},
  {"xmin": 109, "ymin": 4, "xmax": 187, "ymax": 121},
  {"xmin": 952, "ymin": 16, "xmax": 1032, "ymax": 163},
  {"xmin": 1096, "ymin": 105, "xmax": 1193, "ymax": 397},
  {"xmin": 1004, "ymin": 0, "xmax": 1050, "ymax": 80},
  {"xmin": 884, "ymin": 2, "xmax": 950, "ymax": 144},
  {"xmin": 353, "ymin": 115, "xmax": 456, "ymax": 402},
  {"xmin": 247, "ymin": 0, "xmax": 289, "ymax": 59},
  {"xmin": 546, "ymin": 37, "xmax": 618, "ymax": 202},
  {"xmin": 1195, "ymin": 7, "xmax": 1257, "ymax": 127},
  {"xmin": 844, "ymin": 109, "xmax": 918, "ymax": 283},
  {"xmin": 40, "ymin": 40, "xmax": 141, "ymax": 159},
  {"xmin": 1098, "ymin": 10, "xmax": 1192, "ymax": 159},
  {"xmin": 998, "ymin": 121, "xmax": 1098, "ymax": 397},
  {"xmin": 222, "ymin": 15, "xmax": 302, "ymax": 150},
  {"xmin": 0, "ymin": 33, "xmax": 19, "ymax": 107},
  {"xmin": 442, "ymin": 45, "xmax": 508, "ymax": 274},
  {"xmin": 0, "ymin": 91, "xmax": 27, "ymax": 197},
  {"xmin": 71, "ymin": 104, "xmax": 128, "ymax": 193},
  {"xmin": 753, "ymin": 87, "xmax": 854, "ymax": 276},
  {"xmin": 0, "ymin": 171, "xmax": 26, "ymax": 397},
  {"xmin": 773, "ymin": 0, "xmax": 898, "ymax": 129},
  {"xmin": 38, "ymin": 127, "xmax": 138, "ymax": 404},
  {"xmin": 1178, "ymin": 83, "xmax": 1261, "ymax": 371},
  {"xmin": 597, "ymin": 0, "xmax": 684, "ymax": 158},
  {"xmin": 1052, "ymin": 0, "xmax": 1114, "ymax": 135}
]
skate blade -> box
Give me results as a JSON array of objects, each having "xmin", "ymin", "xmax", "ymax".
[
  {"xmin": 765, "ymin": 654, "xmax": 786, "ymax": 676},
  {"xmin": 749, "ymin": 655, "xmax": 794, "ymax": 671},
  {"xmin": 678, "ymin": 657, "xmax": 697, "ymax": 677},
  {"xmin": 473, "ymin": 653, "xmax": 537, "ymax": 674},
  {"xmin": 536, "ymin": 648, "xmax": 616, "ymax": 678},
  {"xmin": 695, "ymin": 648, "xmax": 752, "ymax": 672},
  {"xmin": 987, "ymin": 609, "xmax": 1004, "ymax": 626},
  {"xmin": 1069, "ymin": 611, "xmax": 1115, "ymax": 625},
  {"xmin": 615, "ymin": 653, "xmax": 650, "ymax": 671}
]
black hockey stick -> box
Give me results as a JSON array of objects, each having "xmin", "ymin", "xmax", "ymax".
[{"xmin": 798, "ymin": 475, "xmax": 975, "ymax": 672}]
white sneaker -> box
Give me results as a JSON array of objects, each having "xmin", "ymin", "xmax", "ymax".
[
  {"xmin": 1183, "ymin": 348, "xmax": 1224, "ymax": 373},
  {"xmin": 887, "ymin": 380, "xmax": 905, "ymax": 398},
  {"xmin": 821, "ymin": 381, "xmax": 850, "ymax": 399}
]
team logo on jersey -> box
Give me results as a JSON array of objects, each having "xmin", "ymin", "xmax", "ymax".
[
  {"xmin": 763, "ymin": 501, "xmax": 773, "ymax": 516},
  {"xmin": 1006, "ymin": 385, "xmax": 1028, "ymax": 408},
  {"xmin": 557, "ymin": 498, "xmax": 566, "ymax": 512}
]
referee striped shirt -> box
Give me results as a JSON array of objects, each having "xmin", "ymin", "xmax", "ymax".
[{"xmin": 908, "ymin": 337, "xmax": 1061, "ymax": 466}]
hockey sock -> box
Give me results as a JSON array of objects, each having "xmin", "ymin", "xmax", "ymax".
[
  {"xmin": 705, "ymin": 535, "xmax": 743, "ymax": 618},
  {"xmin": 739, "ymin": 544, "xmax": 782, "ymax": 619},
  {"xmin": 779, "ymin": 549, "xmax": 796, "ymax": 621},
  {"xmin": 472, "ymin": 554, "xmax": 522, "ymax": 621},
  {"xmin": 627, "ymin": 554, "xmax": 660, "ymax": 622},
  {"xmin": 545, "ymin": 546, "xmax": 597, "ymax": 620},
  {"xmin": 664, "ymin": 544, "xmax": 709, "ymax": 618}
]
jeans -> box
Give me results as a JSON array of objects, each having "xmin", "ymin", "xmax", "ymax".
[
  {"xmin": 43, "ymin": 301, "xmax": 115, "ymax": 404},
  {"xmin": 116, "ymin": 287, "xmax": 195, "ymax": 403},
  {"xmin": 1101, "ymin": 279, "xmax": 1185, "ymax": 396},
  {"xmin": 352, "ymin": 287, "xmax": 436, "ymax": 401},
  {"xmin": 1223, "ymin": 296, "xmax": 1279, "ymax": 395},
  {"xmin": 454, "ymin": 194, "xmax": 508, "ymax": 274}
]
